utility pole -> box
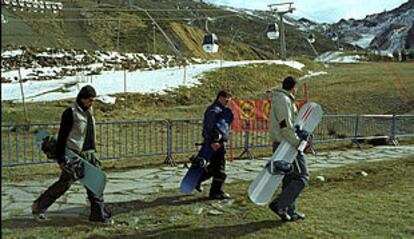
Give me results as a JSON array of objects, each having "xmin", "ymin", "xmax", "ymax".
[
  {"xmin": 306, "ymin": 36, "xmax": 319, "ymax": 57},
  {"xmin": 116, "ymin": 18, "xmax": 121, "ymax": 51},
  {"xmin": 153, "ymin": 23, "xmax": 156, "ymax": 54},
  {"xmin": 268, "ymin": 2, "xmax": 295, "ymax": 60}
]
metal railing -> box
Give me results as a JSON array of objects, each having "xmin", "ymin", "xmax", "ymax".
[{"xmin": 1, "ymin": 115, "xmax": 413, "ymax": 166}]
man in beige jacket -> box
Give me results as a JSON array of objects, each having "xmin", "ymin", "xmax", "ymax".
[{"xmin": 268, "ymin": 76, "xmax": 309, "ymax": 222}]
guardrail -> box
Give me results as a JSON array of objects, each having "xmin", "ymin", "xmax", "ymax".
[{"xmin": 1, "ymin": 115, "xmax": 413, "ymax": 166}]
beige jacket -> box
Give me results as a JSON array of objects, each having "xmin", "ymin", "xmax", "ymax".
[
  {"xmin": 66, "ymin": 103, "xmax": 96, "ymax": 153},
  {"xmin": 269, "ymin": 89, "xmax": 301, "ymax": 148}
]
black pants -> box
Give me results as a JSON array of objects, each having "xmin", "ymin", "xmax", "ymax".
[
  {"xmin": 270, "ymin": 142, "xmax": 309, "ymax": 213},
  {"xmin": 199, "ymin": 143, "xmax": 227, "ymax": 194},
  {"xmin": 33, "ymin": 151, "xmax": 111, "ymax": 221}
]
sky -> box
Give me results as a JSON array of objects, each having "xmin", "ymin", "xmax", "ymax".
[{"xmin": 207, "ymin": 0, "xmax": 409, "ymax": 23}]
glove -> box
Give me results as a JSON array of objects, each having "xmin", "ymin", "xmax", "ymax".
[
  {"xmin": 209, "ymin": 129, "xmax": 222, "ymax": 142},
  {"xmin": 295, "ymin": 126, "xmax": 311, "ymax": 141}
]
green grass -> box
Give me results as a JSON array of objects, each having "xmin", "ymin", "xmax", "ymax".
[
  {"xmin": 2, "ymin": 155, "xmax": 413, "ymax": 238},
  {"xmin": 303, "ymin": 62, "xmax": 414, "ymax": 114},
  {"xmin": 2, "ymin": 62, "xmax": 413, "ymax": 125}
]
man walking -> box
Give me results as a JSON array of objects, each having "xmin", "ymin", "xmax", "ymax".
[
  {"xmin": 197, "ymin": 90, "xmax": 234, "ymax": 200},
  {"xmin": 32, "ymin": 85, "xmax": 113, "ymax": 224},
  {"xmin": 268, "ymin": 76, "xmax": 309, "ymax": 222}
]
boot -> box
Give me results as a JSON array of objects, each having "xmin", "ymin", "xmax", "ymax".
[
  {"xmin": 288, "ymin": 210, "xmax": 305, "ymax": 221},
  {"xmin": 209, "ymin": 179, "xmax": 230, "ymax": 200},
  {"xmin": 269, "ymin": 203, "xmax": 291, "ymax": 222},
  {"xmin": 195, "ymin": 182, "xmax": 203, "ymax": 192}
]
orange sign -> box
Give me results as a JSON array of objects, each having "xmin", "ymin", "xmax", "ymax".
[
  {"xmin": 230, "ymin": 97, "xmax": 308, "ymax": 132},
  {"xmin": 230, "ymin": 99, "xmax": 271, "ymax": 132}
]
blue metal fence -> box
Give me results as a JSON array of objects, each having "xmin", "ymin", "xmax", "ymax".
[{"xmin": 1, "ymin": 115, "xmax": 414, "ymax": 166}]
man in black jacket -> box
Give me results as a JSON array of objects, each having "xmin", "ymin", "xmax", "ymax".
[
  {"xmin": 31, "ymin": 85, "xmax": 113, "ymax": 224},
  {"xmin": 197, "ymin": 90, "xmax": 234, "ymax": 200}
]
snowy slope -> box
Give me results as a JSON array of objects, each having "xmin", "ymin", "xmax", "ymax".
[{"xmin": 335, "ymin": 0, "xmax": 414, "ymax": 52}]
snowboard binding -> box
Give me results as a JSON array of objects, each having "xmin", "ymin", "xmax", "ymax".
[
  {"xmin": 63, "ymin": 156, "xmax": 85, "ymax": 180},
  {"xmin": 267, "ymin": 160, "xmax": 293, "ymax": 175},
  {"xmin": 40, "ymin": 135, "xmax": 58, "ymax": 159},
  {"xmin": 189, "ymin": 155, "xmax": 209, "ymax": 168}
]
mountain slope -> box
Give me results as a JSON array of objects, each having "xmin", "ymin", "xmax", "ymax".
[
  {"xmin": 1, "ymin": 0, "xmax": 337, "ymax": 59},
  {"xmin": 334, "ymin": 0, "xmax": 414, "ymax": 52}
]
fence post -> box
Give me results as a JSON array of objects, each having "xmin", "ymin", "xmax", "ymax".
[
  {"xmin": 164, "ymin": 120, "xmax": 175, "ymax": 166},
  {"xmin": 352, "ymin": 114, "xmax": 362, "ymax": 149},
  {"xmin": 238, "ymin": 130, "xmax": 254, "ymax": 159},
  {"xmin": 390, "ymin": 115, "xmax": 399, "ymax": 146}
]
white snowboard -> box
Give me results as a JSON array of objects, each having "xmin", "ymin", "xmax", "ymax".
[{"xmin": 248, "ymin": 102, "xmax": 323, "ymax": 205}]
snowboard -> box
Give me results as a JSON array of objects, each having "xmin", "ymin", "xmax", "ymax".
[
  {"xmin": 36, "ymin": 130, "xmax": 107, "ymax": 197},
  {"xmin": 179, "ymin": 144, "xmax": 215, "ymax": 193},
  {"xmin": 248, "ymin": 102, "xmax": 323, "ymax": 205}
]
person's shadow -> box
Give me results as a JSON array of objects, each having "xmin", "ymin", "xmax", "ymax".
[
  {"xmin": 107, "ymin": 193, "xmax": 210, "ymax": 215},
  {"xmin": 86, "ymin": 220, "xmax": 282, "ymax": 239},
  {"xmin": 1, "ymin": 194, "xmax": 210, "ymax": 229}
]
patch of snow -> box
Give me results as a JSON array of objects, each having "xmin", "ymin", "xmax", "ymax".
[
  {"xmin": 315, "ymin": 51, "xmax": 366, "ymax": 63},
  {"xmin": 34, "ymin": 52, "xmax": 69, "ymax": 58},
  {"xmin": 352, "ymin": 34, "xmax": 376, "ymax": 48},
  {"xmin": 2, "ymin": 50, "xmax": 24, "ymax": 58},
  {"xmin": 2, "ymin": 59, "xmax": 305, "ymax": 102},
  {"xmin": 97, "ymin": 95, "xmax": 116, "ymax": 105},
  {"xmin": 299, "ymin": 71, "xmax": 328, "ymax": 81}
]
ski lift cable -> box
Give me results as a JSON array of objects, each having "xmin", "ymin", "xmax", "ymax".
[
  {"xmin": 3, "ymin": 13, "xmax": 240, "ymax": 22},
  {"xmin": 59, "ymin": 7, "xmax": 241, "ymax": 12}
]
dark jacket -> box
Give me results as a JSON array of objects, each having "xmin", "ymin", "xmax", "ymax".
[{"xmin": 202, "ymin": 101, "xmax": 234, "ymax": 144}]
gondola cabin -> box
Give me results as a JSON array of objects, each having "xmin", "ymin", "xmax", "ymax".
[
  {"xmin": 307, "ymin": 33, "xmax": 315, "ymax": 43},
  {"xmin": 331, "ymin": 33, "xmax": 338, "ymax": 41},
  {"xmin": 202, "ymin": 33, "xmax": 219, "ymax": 53},
  {"xmin": 266, "ymin": 23, "xmax": 279, "ymax": 40}
]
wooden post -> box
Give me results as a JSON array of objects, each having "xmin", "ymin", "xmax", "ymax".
[
  {"xmin": 18, "ymin": 69, "xmax": 28, "ymax": 122},
  {"xmin": 124, "ymin": 70, "xmax": 127, "ymax": 93}
]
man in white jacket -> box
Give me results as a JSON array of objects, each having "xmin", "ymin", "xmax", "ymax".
[{"xmin": 268, "ymin": 76, "xmax": 309, "ymax": 222}]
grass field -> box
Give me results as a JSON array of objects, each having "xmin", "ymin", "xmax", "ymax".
[
  {"xmin": 2, "ymin": 61, "xmax": 413, "ymax": 126},
  {"xmin": 306, "ymin": 62, "xmax": 414, "ymax": 114},
  {"xmin": 2, "ymin": 155, "xmax": 413, "ymax": 239}
]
